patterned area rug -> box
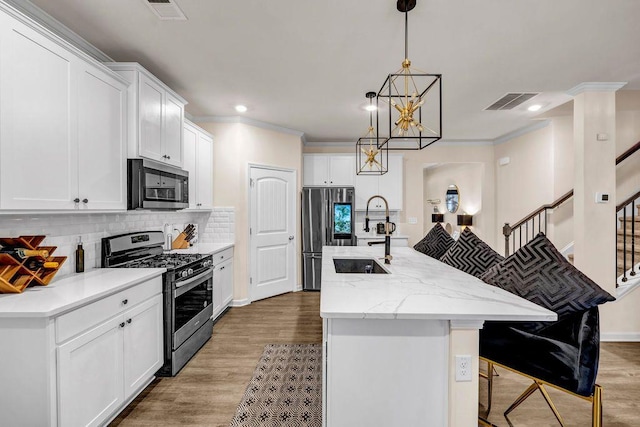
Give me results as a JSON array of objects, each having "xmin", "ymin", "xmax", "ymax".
[{"xmin": 229, "ymin": 344, "xmax": 322, "ymax": 427}]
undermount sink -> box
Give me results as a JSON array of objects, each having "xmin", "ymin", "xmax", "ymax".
[{"xmin": 333, "ymin": 258, "xmax": 389, "ymax": 274}]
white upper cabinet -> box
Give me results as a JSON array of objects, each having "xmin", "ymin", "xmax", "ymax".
[
  {"xmin": 183, "ymin": 120, "xmax": 213, "ymax": 209},
  {"xmin": 107, "ymin": 63, "xmax": 187, "ymax": 168},
  {"xmin": 303, "ymin": 154, "xmax": 355, "ymax": 186},
  {"xmin": 354, "ymin": 154, "xmax": 404, "ymax": 211},
  {"xmin": 138, "ymin": 75, "xmax": 164, "ymax": 162},
  {"xmin": 163, "ymin": 92, "xmax": 184, "ymax": 167},
  {"xmin": 0, "ymin": 9, "xmax": 127, "ymax": 210},
  {"xmin": 77, "ymin": 64, "xmax": 127, "ymax": 210}
]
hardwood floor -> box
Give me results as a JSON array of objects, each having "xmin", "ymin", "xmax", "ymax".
[
  {"xmin": 110, "ymin": 291, "xmax": 322, "ymax": 427},
  {"xmin": 111, "ymin": 291, "xmax": 640, "ymax": 427}
]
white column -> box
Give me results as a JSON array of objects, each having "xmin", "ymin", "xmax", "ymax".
[{"xmin": 570, "ymin": 83, "xmax": 625, "ymax": 294}]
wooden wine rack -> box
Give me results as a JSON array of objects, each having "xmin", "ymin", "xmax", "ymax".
[{"xmin": 0, "ymin": 235, "xmax": 67, "ymax": 294}]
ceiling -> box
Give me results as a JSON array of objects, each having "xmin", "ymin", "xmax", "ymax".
[{"xmin": 25, "ymin": 0, "xmax": 640, "ymax": 143}]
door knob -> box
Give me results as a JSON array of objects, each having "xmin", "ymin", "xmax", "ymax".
[{"xmin": 289, "ymin": 236, "xmax": 294, "ymax": 240}]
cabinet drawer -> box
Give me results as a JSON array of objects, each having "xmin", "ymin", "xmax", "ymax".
[
  {"xmin": 56, "ymin": 276, "xmax": 162, "ymax": 343},
  {"xmin": 212, "ymin": 247, "xmax": 234, "ymax": 266}
]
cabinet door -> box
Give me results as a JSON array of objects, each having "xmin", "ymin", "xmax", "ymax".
[
  {"xmin": 58, "ymin": 317, "xmax": 124, "ymax": 427},
  {"xmin": 0, "ymin": 16, "xmax": 78, "ymax": 209},
  {"xmin": 378, "ymin": 154, "xmax": 403, "ymax": 210},
  {"xmin": 197, "ymin": 134, "xmax": 213, "ymax": 209},
  {"xmin": 303, "ymin": 155, "xmax": 329, "ymax": 186},
  {"xmin": 77, "ymin": 65, "xmax": 127, "ymax": 210},
  {"xmin": 354, "ymin": 174, "xmax": 379, "ymax": 210},
  {"xmin": 211, "ymin": 263, "xmax": 223, "ymax": 320},
  {"xmin": 138, "ymin": 74, "xmax": 164, "ymax": 162},
  {"xmin": 183, "ymin": 123, "xmax": 198, "ymax": 209},
  {"xmin": 163, "ymin": 92, "xmax": 184, "ymax": 167},
  {"xmin": 328, "ymin": 156, "xmax": 355, "ymax": 186},
  {"xmin": 220, "ymin": 258, "xmax": 234, "ymax": 307},
  {"xmin": 123, "ymin": 294, "xmax": 163, "ymax": 398}
]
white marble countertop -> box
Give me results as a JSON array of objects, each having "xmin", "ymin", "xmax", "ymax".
[
  {"xmin": 0, "ymin": 268, "xmax": 165, "ymax": 318},
  {"xmin": 320, "ymin": 246, "xmax": 556, "ymax": 322},
  {"xmin": 169, "ymin": 242, "xmax": 234, "ymax": 255}
]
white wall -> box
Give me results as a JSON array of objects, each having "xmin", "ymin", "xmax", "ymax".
[
  {"xmin": 198, "ymin": 120, "xmax": 303, "ymax": 303},
  {"xmin": 494, "ymin": 123, "xmax": 554, "ymax": 254}
]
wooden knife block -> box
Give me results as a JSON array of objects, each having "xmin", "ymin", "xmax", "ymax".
[
  {"xmin": 171, "ymin": 232, "xmax": 190, "ymax": 250},
  {"xmin": 0, "ymin": 235, "xmax": 67, "ymax": 294}
]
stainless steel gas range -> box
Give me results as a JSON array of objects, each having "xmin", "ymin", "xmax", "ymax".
[{"xmin": 102, "ymin": 231, "xmax": 214, "ymax": 376}]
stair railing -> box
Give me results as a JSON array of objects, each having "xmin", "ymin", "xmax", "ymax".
[
  {"xmin": 502, "ymin": 190, "xmax": 573, "ymax": 256},
  {"xmin": 617, "ymin": 191, "xmax": 640, "ymax": 284},
  {"xmin": 503, "ymin": 140, "xmax": 640, "ymax": 259}
]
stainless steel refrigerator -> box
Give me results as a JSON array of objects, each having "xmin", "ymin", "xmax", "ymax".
[{"xmin": 302, "ymin": 186, "xmax": 357, "ymax": 290}]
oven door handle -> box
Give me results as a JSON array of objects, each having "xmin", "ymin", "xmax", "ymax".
[{"xmin": 174, "ymin": 268, "xmax": 213, "ymax": 298}]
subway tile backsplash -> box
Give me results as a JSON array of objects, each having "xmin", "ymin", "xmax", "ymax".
[{"xmin": 0, "ymin": 207, "xmax": 235, "ymax": 280}]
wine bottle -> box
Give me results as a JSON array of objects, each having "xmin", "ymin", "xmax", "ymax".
[
  {"xmin": 76, "ymin": 237, "xmax": 84, "ymax": 273},
  {"xmin": 24, "ymin": 259, "xmax": 59, "ymax": 270},
  {"xmin": 0, "ymin": 247, "xmax": 49, "ymax": 259}
]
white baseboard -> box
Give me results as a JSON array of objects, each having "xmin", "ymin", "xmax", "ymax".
[
  {"xmin": 231, "ymin": 298, "xmax": 250, "ymax": 307},
  {"xmin": 601, "ymin": 332, "xmax": 640, "ymax": 342}
]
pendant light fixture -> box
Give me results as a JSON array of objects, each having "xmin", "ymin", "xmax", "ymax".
[
  {"xmin": 377, "ymin": 0, "xmax": 442, "ymax": 150},
  {"xmin": 356, "ymin": 92, "xmax": 388, "ymax": 175}
]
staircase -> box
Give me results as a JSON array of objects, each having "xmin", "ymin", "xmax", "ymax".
[
  {"xmin": 503, "ymin": 140, "xmax": 640, "ymax": 295},
  {"xmin": 617, "ymin": 203, "xmax": 640, "ymax": 291}
]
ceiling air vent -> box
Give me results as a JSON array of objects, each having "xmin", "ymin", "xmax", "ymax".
[
  {"xmin": 485, "ymin": 93, "xmax": 538, "ymax": 111},
  {"xmin": 143, "ymin": 0, "xmax": 187, "ymax": 20}
]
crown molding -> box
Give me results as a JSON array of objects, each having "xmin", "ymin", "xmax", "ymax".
[
  {"xmin": 1, "ymin": 0, "xmax": 113, "ymax": 63},
  {"xmin": 566, "ymin": 82, "xmax": 627, "ymax": 96},
  {"xmin": 493, "ymin": 120, "xmax": 551, "ymax": 145},
  {"xmin": 192, "ymin": 115, "xmax": 305, "ymax": 139}
]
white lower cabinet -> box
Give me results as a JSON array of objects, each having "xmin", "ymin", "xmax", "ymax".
[
  {"xmin": 58, "ymin": 292, "xmax": 163, "ymax": 427},
  {"xmin": 212, "ymin": 247, "xmax": 234, "ymax": 320},
  {"xmin": 58, "ymin": 316, "xmax": 125, "ymax": 427},
  {"xmin": 0, "ymin": 275, "xmax": 163, "ymax": 427}
]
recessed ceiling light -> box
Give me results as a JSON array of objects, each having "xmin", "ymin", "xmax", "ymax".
[
  {"xmin": 235, "ymin": 105, "xmax": 247, "ymax": 113},
  {"xmin": 364, "ymin": 105, "xmax": 377, "ymax": 112},
  {"xmin": 527, "ymin": 104, "xmax": 542, "ymax": 112}
]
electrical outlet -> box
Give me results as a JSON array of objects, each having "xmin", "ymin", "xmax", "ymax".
[{"xmin": 455, "ymin": 355, "xmax": 472, "ymax": 382}]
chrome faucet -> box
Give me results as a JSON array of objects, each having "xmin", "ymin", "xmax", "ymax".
[{"xmin": 364, "ymin": 195, "xmax": 392, "ymax": 264}]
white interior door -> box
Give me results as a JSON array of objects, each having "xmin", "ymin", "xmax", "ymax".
[{"xmin": 250, "ymin": 166, "xmax": 296, "ymax": 302}]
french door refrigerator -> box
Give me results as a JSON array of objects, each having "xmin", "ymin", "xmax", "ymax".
[{"xmin": 302, "ymin": 186, "xmax": 356, "ymax": 290}]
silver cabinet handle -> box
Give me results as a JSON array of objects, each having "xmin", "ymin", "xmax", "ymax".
[
  {"xmin": 289, "ymin": 236, "xmax": 294, "ymax": 240},
  {"xmin": 127, "ymin": 319, "xmax": 132, "ymax": 324},
  {"xmin": 82, "ymin": 198, "xmax": 88, "ymax": 203},
  {"xmin": 122, "ymin": 299, "xmax": 128, "ymax": 305},
  {"xmin": 119, "ymin": 322, "xmax": 125, "ymax": 328},
  {"xmin": 74, "ymin": 198, "xmax": 80, "ymax": 203}
]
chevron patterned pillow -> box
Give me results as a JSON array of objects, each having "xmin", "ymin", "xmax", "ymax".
[
  {"xmin": 480, "ymin": 233, "xmax": 615, "ymax": 316},
  {"xmin": 439, "ymin": 228, "xmax": 504, "ymax": 277},
  {"xmin": 413, "ymin": 223, "xmax": 455, "ymax": 259}
]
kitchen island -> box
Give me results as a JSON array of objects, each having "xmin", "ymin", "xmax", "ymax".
[{"xmin": 320, "ymin": 246, "xmax": 556, "ymax": 427}]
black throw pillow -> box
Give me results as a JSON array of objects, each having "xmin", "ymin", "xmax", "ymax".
[
  {"xmin": 413, "ymin": 223, "xmax": 455, "ymax": 259},
  {"xmin": 439, "ymin": 228, "xmax": 504, "ymax": 277},
  {"xmin": 479, "ymin": 233, "xmax": 615, "ymax": 317}
]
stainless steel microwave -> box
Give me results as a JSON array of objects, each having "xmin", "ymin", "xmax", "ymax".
[{"xmin": 127, "ymin": 159, "xmax": 189, "ymax": 210}]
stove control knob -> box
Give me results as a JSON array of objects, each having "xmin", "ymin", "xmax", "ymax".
[
  {"xmin": 187, "ymin": 268, "xmax": 194, "ymax": 275},
  {"xmin": 181, "ymin": 270, "xmax": 189, "ymax": 278}
]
